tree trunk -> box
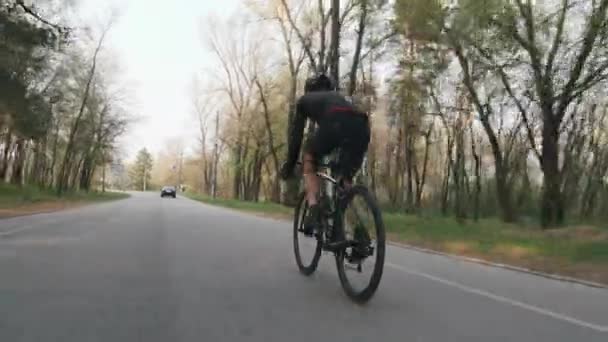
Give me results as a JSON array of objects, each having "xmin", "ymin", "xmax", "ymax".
[
  {"xmin": 101, "ymin": 155, "xmax": 106, "ymax": 192},
  {"xmin": 197, "ymin": 107, "xmax": 210, "ymax": 194},
  {"xmin": 453, "ymin": 127, "xmax": 467, "ymax": 222},
  {"xmin": 330, "ymin": 0, "xmax": 340, "ymax": 87},
  {"xmin": 481, "ymin": 118, "xmax": 516, "ymax": 223},
  {"xmin": 283, "ymin": 80, "xmax": 300, "ymax": 206},
  {"xmin": 318, "ymin": 0, "xmax": 327, "ymax": 72},
  {"xmin": 79, "ymin": 156, "xmax": 90, "ymax": 191},
  {"xmin": 470, "ymin": 132, "xmax": 481, "ymax": 222},
  {"xmin": 252, "ymin": 153, "xmax": 264, "ymax": 202},
  {"xmin": 369, "ymin": 139, "xmax": 377, "ymax": 194},
  {"xmin": 237, "ymin": 134, "xmax": 251, "ymax": 200},
  {"xmin": 211, "ymin": 112, "xmax": 220, "ymax": 198},
  {"xmin": 143, "ymin": 163, "xmax": 147, "ymax": 191},
  {"xmin": 384, "ymin": 128, "xmax": 394, "ymax": 203},
  {"xmin": 255, "ymin": 79, "xmax": 281, "ymax": 203},
  {"xmin": 416, "ymin": 127, "xmax": 432, "ymax": 209},
  {"xmin": 405, "ymin": 133, "xmax": 415, "ymax": 212},
  {"xmin": 48, "ymin": 119, "xmax": 60, "ymax": 187},
  {"xmin": 348, "ymin": 0, "xmax": 367, "ymax": 96},
  {"xmin": 441, "ymin": 135, "xmax": 454, "ymax": 216},
  {"xmin": 468, "ymin": 126, "xmax": 481, "ymax": 220},
  {"xmin": 0, "ymin": 129, "xmax": 13, "ymax": 180},
  {"xmin": 32, "ymin": 136, "xmax": 48, "ymax": 186},
  {"xmin": 10, "ymin": 138, "xmax": 26, "ymax": 185},
  {"xmin": 540, "ymin": 116, "xmax": 564, "ymax": 227},
  {"xmin": 232, "ymin": 144, "xmax": 242, "ymax": 199},
  {"xmin": 393, "ymin": 126, "xmax": 405, "ymax": 205}
]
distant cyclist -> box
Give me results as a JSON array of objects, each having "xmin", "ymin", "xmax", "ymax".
[{"xmin": 280, "ymin": 74, "xmax": 370, "ymax": 236}]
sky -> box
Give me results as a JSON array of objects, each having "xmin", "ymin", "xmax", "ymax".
[{"xmin": 77, "ymin": 0, "xmax": 240, "ymax": 161}]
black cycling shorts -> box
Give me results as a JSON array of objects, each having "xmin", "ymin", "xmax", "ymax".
[{"xmin": 304, "ymin": 113, "xmax": 370, "ymax": 180}]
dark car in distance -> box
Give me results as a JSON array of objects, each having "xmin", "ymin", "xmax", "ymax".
[{"xmin": 160, "ymin": 186, "xmax": 176, "ymax": 198}]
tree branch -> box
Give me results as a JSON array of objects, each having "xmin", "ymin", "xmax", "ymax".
[
  {"xmin": 340, "ymin": 0, "xmax": 357, "ymax": 25},
  {"xmin": 348, "ymin": 0, "xmax": 368, "ymax": 96},
  {"xmin": 513, "ymin": 0, "xmax": 551, "ymax": 113},
  {"xmin": 497, "ymin": 67, "xmax": 541, "ymax": 160},
  {"xmin": 16, "ymin": 0, "xmax": 68, "ymax": 34},
  {"xmin": 318, "ymin": 0, "xmax": 328, "ymax": 72},
  {"xmin": 279, "ymin": 0, "xmax": 318, "ymax": 71},
  {"xmin": 359, "ymin": 30, "xmax": 397, "ymax": 62},
  {"xmin": 563, "ymin": 59, "xmax": 608, "ymax": 107},
  {"xmin": 545, "ymin": 0, "xmax": 571, "ymax": 77},
  {"xmin": 556, "ymin": 0, "xmax": 608, "ymax": 121}
]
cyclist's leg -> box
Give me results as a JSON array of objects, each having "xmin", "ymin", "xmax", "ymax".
[
  {"xmin": 336, "ymin": 116, "xmax": 371, "ymax": 246},
  {"xmin": 302, "ymin": 119, "xmax": 341, "ymax": 234},
  {"xmin": 302, "ymin": 152, "xmax": 319, "ymax": 206},
  {"xmin": 337, "ymin": 116, "xmax": 371, "ymax": 185},
  {"xmin": 304, "ymin": 120, "xmax": 341, "ymax": 200}
]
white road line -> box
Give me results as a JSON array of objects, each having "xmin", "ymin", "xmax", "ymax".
[
  {"xmin": 0, "ymin": 217, "xmax": 63, "ymax": 238},
  {"xmin": 0, "ymin": 225, "xmax": 36, "ymax": 237},
  {"xmin": 386, "ymin": 262, "xmax": 608, "ymax": 333}
]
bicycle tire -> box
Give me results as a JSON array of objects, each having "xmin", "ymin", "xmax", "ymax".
[
  {"xmin": 335, "ymin": 185, "xmax": 385, "ymax": 303},
  {"xmin": 293, "ymin": 193, "xmax": 322, "ymax": 275}
]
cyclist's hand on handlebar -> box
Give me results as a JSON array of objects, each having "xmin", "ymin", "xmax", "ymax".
[{"xmin": 280, "ymin": 162, "xmax": 294, "ymax": 180}]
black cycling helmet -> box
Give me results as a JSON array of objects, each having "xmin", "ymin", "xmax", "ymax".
[{"xmin": 304, "ymin": 73, "xmax": 335, "ymax": 93}]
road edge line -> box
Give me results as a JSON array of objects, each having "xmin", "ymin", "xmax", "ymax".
[{"xmin": 386, "ymin": 262, "xmax": 608, "ymax": 333}]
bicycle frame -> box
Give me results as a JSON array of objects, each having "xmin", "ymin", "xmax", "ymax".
[
  {"xmin": 315, "ymin": 155, "xmax": 346, "ymax": 245},
  {"xmin": 317, "ymin": 171, "xmax": 336, "ymax": 202}
]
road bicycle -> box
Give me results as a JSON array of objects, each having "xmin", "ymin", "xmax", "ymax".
[{"xmin": 292, "ymin": 155, "xmax": 385, "ymax": 303}]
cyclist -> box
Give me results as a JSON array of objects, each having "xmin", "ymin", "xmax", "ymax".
[{"xmin": 280, "ymin": 74, "xmax": 370, "ymax": 236}]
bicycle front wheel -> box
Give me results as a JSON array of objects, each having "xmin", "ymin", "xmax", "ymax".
[
  {"xmin": 335, "ymin": 186, "xmax": 385, "ymax": 303},
  {"xmin": 293, "ymin": 193, "xmax": 322, "ymax": 275}
]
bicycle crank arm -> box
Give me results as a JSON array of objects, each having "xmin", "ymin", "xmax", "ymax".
[{"xmin": 323, "ymin": 240, "xmax": 355, "ymax": 252}]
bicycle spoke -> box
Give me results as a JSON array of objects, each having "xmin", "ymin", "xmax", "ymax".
[
  {"xmin": 335, "ymin": 186, "xmax": 385, "ymax": 303},
  {"xmin": 293, "ymin": 195, "xmax": 322, "ymax": 275}
]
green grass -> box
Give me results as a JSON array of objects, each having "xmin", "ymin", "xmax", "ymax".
[
  {"xmin": 383, "ymin": 213, "xmax": 608, "ymax": 264},
  {"xmin": 186, "ymin": 192, "xmax": 293, "ymax": 216},
  {"xmin": 0, "ymin": 183, "xmax": 56, "ymax": 207},
  {"xmin": 0, "ymin": 183, "xmax": 129, "ymax": 209},
  {"xmin": 186, "ymin": 192, "xmax": 608, "ymax": 268}
]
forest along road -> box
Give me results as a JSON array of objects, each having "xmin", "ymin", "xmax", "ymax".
[{"xmin": 1, "ymin": 192, "xmax": 607, "ymax": 342}]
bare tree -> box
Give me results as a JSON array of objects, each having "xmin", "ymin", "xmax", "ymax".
[
  {"xmin": 501, "ymin": 0, "xmax": 608, "ymax": 226},
  {"xmin": 57, "ymin": 22, "xmax": 111, "ymax": 193},
  {"xmin": 255, "ymin": 77, "xmax": 282, "ymax": 202},
  {"xmin": 207, "ymin": 17, "xmax": 258, "ymax": 199}
]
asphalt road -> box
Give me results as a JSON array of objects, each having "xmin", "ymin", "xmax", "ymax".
[{"xmin": 1, "ymin": 192, "xmax": 607, "ymax": 342}]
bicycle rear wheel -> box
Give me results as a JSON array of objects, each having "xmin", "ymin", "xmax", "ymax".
[
  {"xmin": 335, "ymin": 186, "xmax": 385, "ymax": 303},
  {"xmin": 293, "ymin": 193, "xmax": 322, "ymax": 275}
]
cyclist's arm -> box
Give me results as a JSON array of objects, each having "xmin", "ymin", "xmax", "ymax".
[{"xmin": 286, "ymin": 99, "xmax": 307, "ymax": 168}]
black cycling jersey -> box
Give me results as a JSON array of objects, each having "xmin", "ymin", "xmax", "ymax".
[
  {"xmin": 286, "ymin": 91, "xmax": 369, "ymax": 178},
  {"xmin": 287, "ymin": 91, "xmax": 356, "ymax": 165}
]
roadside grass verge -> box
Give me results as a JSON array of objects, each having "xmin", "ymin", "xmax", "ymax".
[
  {"xmin": 0, "ymin": 183, "xmax": 129, "ymax": 216},
  {"xmin": 186, "ymin": 193, "xmax": 293, "ymax": 217},
  {"xmin": 384, "ymin": 214, "xmax": 608, "ymax": 275},
  {"xmin": 186, "ymin": 192, "xmax": 608, "ymax": 285}
]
